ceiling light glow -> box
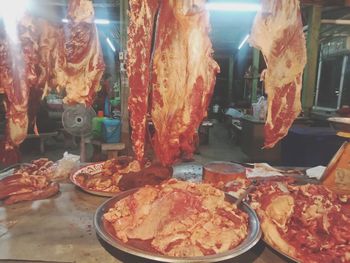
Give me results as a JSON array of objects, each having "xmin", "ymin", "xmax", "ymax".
[
  {"xmin": 238, "ymin": 34, "xmax": 250, "ymax": 50},
  {"xmin": 206, "ymin": 3, "xmax": 261, "ymax": 12},
  {"xmin": 62, "ymin": 18, "xmax": 110, "ymax": 24},
  {"xmin": 106, "ymin": 37, "xmax": 116, "ymax": 52}
]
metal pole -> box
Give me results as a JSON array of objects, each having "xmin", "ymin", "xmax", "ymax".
[{"xmin": 302, "ymin": 5, "xmax": 322, "ymax": 115}]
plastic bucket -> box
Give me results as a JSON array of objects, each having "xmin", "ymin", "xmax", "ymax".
[
  {"xmin": 102, "ymin": 118, "xmax": 121, "ymax": 143},
  {"xmin": 92, "ymin": 117, "xmax": 105, "ymax": 139}
]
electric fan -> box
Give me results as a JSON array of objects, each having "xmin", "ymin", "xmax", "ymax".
[{"xmin": 62, "ymin": 104, "xmax": 96, "ymax": 162}]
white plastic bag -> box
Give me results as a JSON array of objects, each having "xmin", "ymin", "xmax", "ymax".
[
  {"xmin": 52, "ymin": 152, "xmax": 80, "ymax": 180},
  {"xmin": 252, "ymin": 96, "xmax": 267, "ymax": 121}
]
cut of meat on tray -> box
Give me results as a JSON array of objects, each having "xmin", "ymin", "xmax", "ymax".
[
  {"xmin": 55, "ymin": 0, "xmax": 105, "ymax": 106},
  {"xmin": 127, "ymin": 0, "xmax": 159, "ymax": 162},
  {"xmin": 127, "ymin": 0, "xmax": 220, "ymax": 165},
  {"xmin": 249, "ymin": 0, "xmax": 306, "ymax": 148}
]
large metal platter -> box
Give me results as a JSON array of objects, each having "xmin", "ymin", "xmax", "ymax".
[
  {"xmin": 172, "ymin": 162, "xmax": 203, "ymax": 182},
  {"xmin": 328, "ymin": 117, "xmax": 350, "ymax": 133},
  {"xmin": 94, "ymin": 188, "xmax": 261, "ymax": 263},
  {"xmin": 262, "ymin": 237, "xmax": 299, "ymax": 262},
  {"xmin": 70, "ymin": 162, "xmax": 119, "ymax": 197}
]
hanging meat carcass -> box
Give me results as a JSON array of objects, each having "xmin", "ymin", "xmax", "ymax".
[
  {"xmin": 249, "ymin": 0, "xmax": 306, "ymax": 148},
  {"xmin": 0, "ymin": 14, "xmax": 40, "ymax": 166},
  {"xmin": 127, "ymin": 0, "xmax": 219, "ymax": 165},
  {"xmin": 55, "ymin": 0, "xmax": 105, "ymax": 106},
  {"xmin": 127, "ymin": 0, "xmax": 159, "ymax": 163}
]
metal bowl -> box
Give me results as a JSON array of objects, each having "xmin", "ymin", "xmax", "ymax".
[
  {"xmin": 328, "ymin": 117, "xmax": 350, "ymax": 133},
  {"xmin": 94, "ymin": 188, "xmax": 261, "ymax": 263}
]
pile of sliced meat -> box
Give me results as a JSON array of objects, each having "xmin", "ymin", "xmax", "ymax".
[
  {"xmin": 0, "ymin": 158, "xmax": 59, "ymax": 205},
  {"xmin": 104, "ymin": 179, "xmax": 248, "ymax": 257},
  {"xmin": 0, "ymin": 0, "xmax": 105, "ymax": 166},
  {"xmin": 127, "ymin": 0, "xmax": 220, "ymax": 165},
  {"xmin": 249, "ymin": 0, "xmax": 307, "ymax": 148}
]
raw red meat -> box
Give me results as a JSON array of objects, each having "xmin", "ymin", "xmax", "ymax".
[
  {"xmin": 249, "ymin": 0, "xmax": 306, "ymax": 148},
  {"xmin": 151, "ymin": 0, "xmax": 219, "ymax": 165},
  {"xmin": 127, "ymin": 0, "xmax": 159, "ymax": 162},
  {"xmin": 127, "ymin": 0, "xmax": 219, "ymax": 165},
  {"xmin": 0, "ymin": 14, "xmax": 40, "ymax": 165},
  {"xmin": 55, "ymin": 0, "xmax": 105, "ymax": 106},
  {"xmin": 4, "ymin": 182, "xmax": 59, "ymax": 205}
]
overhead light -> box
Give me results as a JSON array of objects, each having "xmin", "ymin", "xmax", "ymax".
[
  {"xmin": 238, "ymin": 34, "xmax": 250, "ymax": 50},
  {"xmin": 94, "ymin": 19, "xmax": 110, "ymax": 25},
  {"xmin": 106, "ymin": 37, "xmax": 116, "ymax": 52},
  {"xmin": 206, "ymin": 3, "xmax": 261, "ymax": 12},
  {"xmin": 0, "ymin": 0, "xmax": 30, "ymax": 41},
  {"xmin": 61, "ymin": 18, "xmax": 110, "ymax": 24}
]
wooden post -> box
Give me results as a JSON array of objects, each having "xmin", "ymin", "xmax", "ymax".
[
  {"xmin": 228, "ymin": 54, "xmax": 234, "ymax": 103},
  {"xmin": 119, "ymin": 0, "xmax": 132, "ymax": 154},
  {"xmin": 302, "ymin": 5, "xmax": 322, "ymax": 115},
  {"xmin": 251, "ymin": 48, "xmax": 260, "ymax": 103}
]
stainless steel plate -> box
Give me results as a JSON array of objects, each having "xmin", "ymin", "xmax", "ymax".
[
  {"xmin": 328, "ymin": 117, "xmax": 350, "ymax": 133},
  {"xmin": 172, "ymin": 162, "xmax": 203, "ymax": 182},
  {"xmin": 70, "ymin": 162, "xmax": 119, "ymax": 197},
  {"xmin": 262, "ymin": 237, "xmax": 299, "ymax": 262},
  {"xmin": 94, "ymin": 188, "xmax": 261, "ymax": 263}
]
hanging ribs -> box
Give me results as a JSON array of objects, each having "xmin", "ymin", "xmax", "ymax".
[
  {"xmin": 249, "ymin": 0, "xmax": 306, "ymax": 148},
  {"xmin": 127, "ymin": 0, "xmax": 219, "ymax": 165},
  {"xmin": 56, "ymin": 0, "xmax": 105, "ymax": 106}
]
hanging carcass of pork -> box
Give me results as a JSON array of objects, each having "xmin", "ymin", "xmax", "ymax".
[{"xmin": 249, "ymin": 0, "xmax": 307, "ymax": 148}]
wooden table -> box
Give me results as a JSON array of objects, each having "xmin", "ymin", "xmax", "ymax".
[
  {"xmin": 0, "ymin": 132, "xmax": 58, "ymax": 154},
  {"xmin": 0, "ymin": 183, "xmax": 293, "ymax": 263}
]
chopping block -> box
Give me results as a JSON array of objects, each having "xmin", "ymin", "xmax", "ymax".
[{"xmin": 90, "ymin": 139, "xmax": 125, "ymax": 159}]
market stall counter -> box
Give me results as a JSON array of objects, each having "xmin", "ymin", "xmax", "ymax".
[{"xmin": 0, "ymin": 183, "xmax": 293, "ymax": 263}]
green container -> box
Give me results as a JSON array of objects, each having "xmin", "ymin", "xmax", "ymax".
[{"xmin": 92, "ymin": 117, "xmax": 105, "ymax": 139}]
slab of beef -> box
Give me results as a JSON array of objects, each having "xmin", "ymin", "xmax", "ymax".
[
  {"xmin": 127, "ymin": 0, "xmax": 159, "ymax": 162},
  {"xmin": 56, "ymin": 0, "xmax": 105, "ymax": 106},
  {"xmin": 127, "ymin": 0, "xmax": 219, "ymax": 165},
  {"xmin": 0, "ymin": 14, "xmax": 40, "ymax": 165},
  {"xmin": 249, "ymin": 0, "xmax": 306, "ymax": 148}
]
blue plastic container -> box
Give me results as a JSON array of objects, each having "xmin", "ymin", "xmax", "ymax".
[{"xmin": 102, "ymin": 118, "xmax": 121, "ymax": 143}]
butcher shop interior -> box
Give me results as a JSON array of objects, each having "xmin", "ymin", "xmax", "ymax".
[{"xmin": 0, "ymin": 0, "xmax": 350, "ymax": 263}]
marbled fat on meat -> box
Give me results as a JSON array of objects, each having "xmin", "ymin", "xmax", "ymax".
[
  {"xmin": 0, "ymin": 14, "xmax": 40, "ymax": 165},
  {"xmin": 127, "ymin": 0, "xmax": 219, "ymax": 165},
  {"xmin": 127, "ymin": 0, "xmax": 158, "ymax": 162},
  {"xmin": 55, "ymin": 0, "xmax": 105, "ymax": 105},
  {"xmin": 249, "ymin": 0, "xmax": 306, "ymax": 148}
]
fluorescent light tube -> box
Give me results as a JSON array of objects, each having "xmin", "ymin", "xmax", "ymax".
[
  {"xmin": 238, "ymin": 34, "xmax": 250, "ymax": 49},
  {"xmin": 206, "ymin": 3, "xmax": 261, "ymax": 12},
  {"xmin": 94, "ymin": 19, "xmax": 110, "ymax": 24},
  {"xmin": 106, "ymin": 37, "xmax": 116, "ymax": 52},
  {"xmin": 62, "ymin": 18, "xmax": 110, "ymax": 24}
]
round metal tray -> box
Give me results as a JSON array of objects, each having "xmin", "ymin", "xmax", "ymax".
[
  {"xmin": 262, "ymin": 237, "xmax": 299, "ymax": 262},
  {"xmin": 94, "ymin": 188, "xmax": 262, "ymax": 263},
  {"xmin": 70, "ymin": 162, "xmax": 119, "ymax": 197},
  {"xmin": 328, "ymin": 117, "xmax": 350, "ymax": 133}
]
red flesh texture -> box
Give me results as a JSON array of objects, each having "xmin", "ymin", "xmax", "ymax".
[
  {"xmin": 263, "ymin": 184, "xmax": 350, "ymax": 263},
  {"xmin": 4, "ymin": 182, "xmax": 59, "ymax": 205},
  {"xmin": 0, "ymin": 15, "xmax": 39, "ymax": 165},
  {"xmin": 56, "ymin": 0, "xmax": 105, "ymax": 106},
  {"xmin": 127, "ymin": 0, "xmax": 158, "ymax": 162},
  {"xmin": 151, "ymin": 0, "xmax": 219, "ymax": 165},
  {"xmin": 249, "ymin": 0, "xmax": 306, "ymax": 148}
]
